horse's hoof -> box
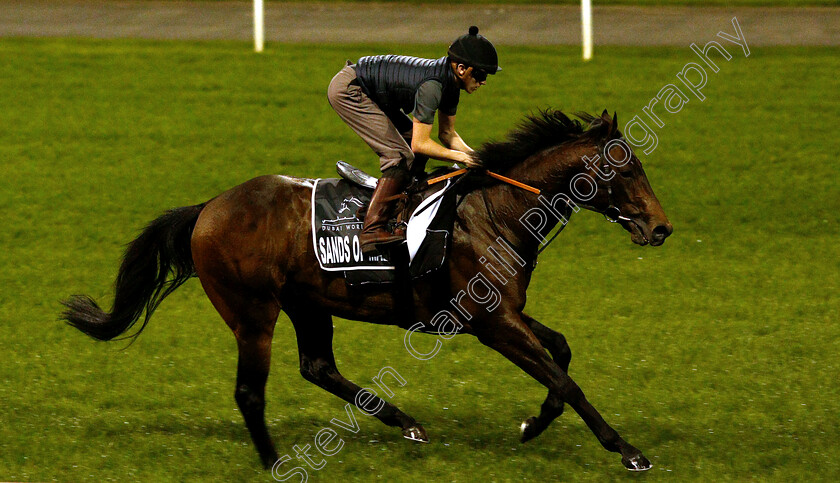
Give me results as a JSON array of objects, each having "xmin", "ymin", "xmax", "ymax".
[
  {"xmin": 519, "ymin": 416, "xmax": 541, "ymax": 443},
  {"xmin": 402, "ymin": 425, "xmax": 428, "ymax": 443},
  {"xmin": 622, "ymin": 453, "xmax": 652, "ymax": 472}
]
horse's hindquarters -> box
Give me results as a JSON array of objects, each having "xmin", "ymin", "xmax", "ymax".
[{"xmin": 192, "ymin": 175, "xmax": 315, "ymax": 302}]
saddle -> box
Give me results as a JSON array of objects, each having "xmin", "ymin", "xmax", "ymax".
[{"xmin": 310, "ymin": 161, "xmax": 457, "ymax": 285}]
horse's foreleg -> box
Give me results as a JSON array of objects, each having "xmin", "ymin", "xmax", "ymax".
[
  {"xmin": 285, "ymin": 306, "xmax": 428, "ymax": 443},
  {"xmin": 475, "ymin": 316, "xmax": 651, "ymax": 471},
  {"xmin": 522, "ymin": 312, "xmax": 571, "ymax": 372},
  {"xmin": 520, "ymin": 312, "xmax": 571, "ymax": 442}
]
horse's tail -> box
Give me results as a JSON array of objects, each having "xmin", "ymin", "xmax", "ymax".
[{"xmin": 61, "ymin": 203, "xmax": 206, "ymax": 342}]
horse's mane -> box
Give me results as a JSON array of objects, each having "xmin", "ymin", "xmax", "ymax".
[
  {"xmin": 423, "ymin": 109, "xmax": 611, "ymax": 193},
  {"xmin": 473, "ymin": 109, "xmax": 609, "ymax": 172}
]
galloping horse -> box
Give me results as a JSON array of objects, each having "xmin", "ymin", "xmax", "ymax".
[{"xmin": 62, "ymin": 110, "xmax": 672, "ymax": 472}]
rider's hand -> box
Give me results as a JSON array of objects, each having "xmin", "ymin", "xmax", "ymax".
[{"xmin": 454, "ymin": 151, "xmax": 480, "ymax": 168}]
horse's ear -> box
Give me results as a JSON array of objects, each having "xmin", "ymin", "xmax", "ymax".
[
  {"xmin": 601, "ymin": 109, "xmax": 609, "ymax": 119},
  {"xmin": 611, "ymin": 112, "xmax": 619, "ymax": 135}
]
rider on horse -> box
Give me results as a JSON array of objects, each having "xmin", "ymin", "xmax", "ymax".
[{"xmin": 327, "ymin": 26, "xmax": 500, "ymax": 254}]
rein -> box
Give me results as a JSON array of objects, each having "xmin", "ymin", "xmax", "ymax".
[
  {"xmin": 427, "ymin": 168, "xmax": 541, "ymax": 195},
  {"xmin": 475, "ymin": 155, "xmax": 631, "ymax": 260},
  {"xmin": 424, "ymin": 167, "xmax": 544, "ymax": 257},
  {"xmin": 466, "ymin": 161, "xmax": 577, "ymax": 260},
  {"xmin": 536, "ymin": 219, "xmax": 568, "ymax": 255},
  {"xmin": 484, "ymin": 171, "xmax": 541, "ymax": 195}
]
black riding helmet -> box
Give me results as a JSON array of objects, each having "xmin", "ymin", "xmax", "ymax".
[{"xmin": 447, "ymin": 26, "xmax": 501, "ymax": 78}]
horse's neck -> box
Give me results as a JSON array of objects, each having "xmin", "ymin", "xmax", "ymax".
[
  {"xmin": 478, "ymin": 143, "xmax": 592, "ymax": 257},
  {"xmin": 512, "ymin": 143, "xmax": 593, "ymax": 190}
]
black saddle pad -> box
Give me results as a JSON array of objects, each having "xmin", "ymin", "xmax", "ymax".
[{"xmin": 311, "ymin": 178, "xmax": 455, "ymax": 285}]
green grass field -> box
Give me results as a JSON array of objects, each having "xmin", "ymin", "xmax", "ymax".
[{"xmin": 1, "ymin": 38, "xmax": 838, "ymax": 482}]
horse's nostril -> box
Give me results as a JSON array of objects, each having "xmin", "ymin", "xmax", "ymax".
[{"xmin": 652, "ymin": 225, "xmax": 670, "ymax": 240}]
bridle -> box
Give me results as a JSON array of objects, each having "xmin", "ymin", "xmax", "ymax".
[
  {"xmin": 603, "ymin": 183, "xmax": 632, "ymax": 224},
  {"xmin": 473, "ymin": 136, "xmax": 645, "ymax": 258},
  {"xmin": 477, "ymin": 150, "xmax": 633, "ymax": 260},
  {"xmin": 595, "ymin": 140, "xmax": 634, "ymax": 225},
  {"xmin": 594, "ymin": 147, "xmax": 651, "ymax": 244}
]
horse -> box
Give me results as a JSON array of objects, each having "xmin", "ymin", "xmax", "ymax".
[{"xmin": 62, "ymin": 109, "xmax": 672, "ymax": 472}]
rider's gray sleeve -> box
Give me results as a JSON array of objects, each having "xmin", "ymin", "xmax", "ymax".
[{"xmin": 412, "ymin": 80, "xmax": 445, "ymax": 124}]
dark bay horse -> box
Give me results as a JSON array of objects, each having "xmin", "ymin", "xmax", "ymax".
[{"xmin": 62, "ymin": 110, "xmax": 672, "ymax": 472}]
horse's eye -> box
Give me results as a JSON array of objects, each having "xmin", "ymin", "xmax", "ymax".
[{"xmin": 620, "ymin": 170, "xmax": 633, "ymax": 178}]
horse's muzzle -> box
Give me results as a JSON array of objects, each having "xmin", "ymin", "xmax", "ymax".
[{"xmin": 649, "ymin": 223, "xmax": 673, "ymax": 246}]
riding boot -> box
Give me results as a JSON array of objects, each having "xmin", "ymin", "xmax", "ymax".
[
  {"xmin": 410, "ymin": 153, "xmax": 430, "ymax": 179},
  {"xmin": 360, "ymin": 166, "xmax": 410, "ymax": 255}
]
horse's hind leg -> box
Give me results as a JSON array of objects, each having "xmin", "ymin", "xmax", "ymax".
[
  {"xmin": 234, "ymin": 317, "xmax": 281, "ymax": 468},
  {"xmin": 201, "ymin": 279, "xmax": 282, "ymax": 468},
  {"xmin": 285, "ymin": 305, "xmax": 428, "ymax": 442},
  {"xmin": 520, "ymin": 312, "xmax": 572, "ymax": 442}
]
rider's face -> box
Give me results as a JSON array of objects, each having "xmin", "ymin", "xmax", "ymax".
[{"xmin": 454, "ymin": 64, "xmax": 487, "ymax": 94}]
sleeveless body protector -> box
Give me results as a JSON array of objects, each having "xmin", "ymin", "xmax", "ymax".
[{"xmin": 354, "ymin": 55, "xmax": 460, "ymax": 116}]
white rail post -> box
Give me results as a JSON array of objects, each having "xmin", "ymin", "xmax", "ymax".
[
  {"xmin": 254, "ymin": 0, "xmax": 264, "ymax": 53},
  {"xmin": 581, "ymin": 0, "xmax": 593, "ymax": 61}
]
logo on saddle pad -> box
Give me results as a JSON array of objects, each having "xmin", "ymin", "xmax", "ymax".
[{"xmin": 321, "ymin": 196, "xmax": 365, "ymax": 232}]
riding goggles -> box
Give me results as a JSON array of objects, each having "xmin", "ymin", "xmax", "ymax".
[{"xmin": 472, "ymin": 69, "xmax": 489, "ymax": 83}]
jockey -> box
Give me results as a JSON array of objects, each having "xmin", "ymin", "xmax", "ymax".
[{"xmin": 328, "ymin": 26, "xmax": 500, "ymax": 254}]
